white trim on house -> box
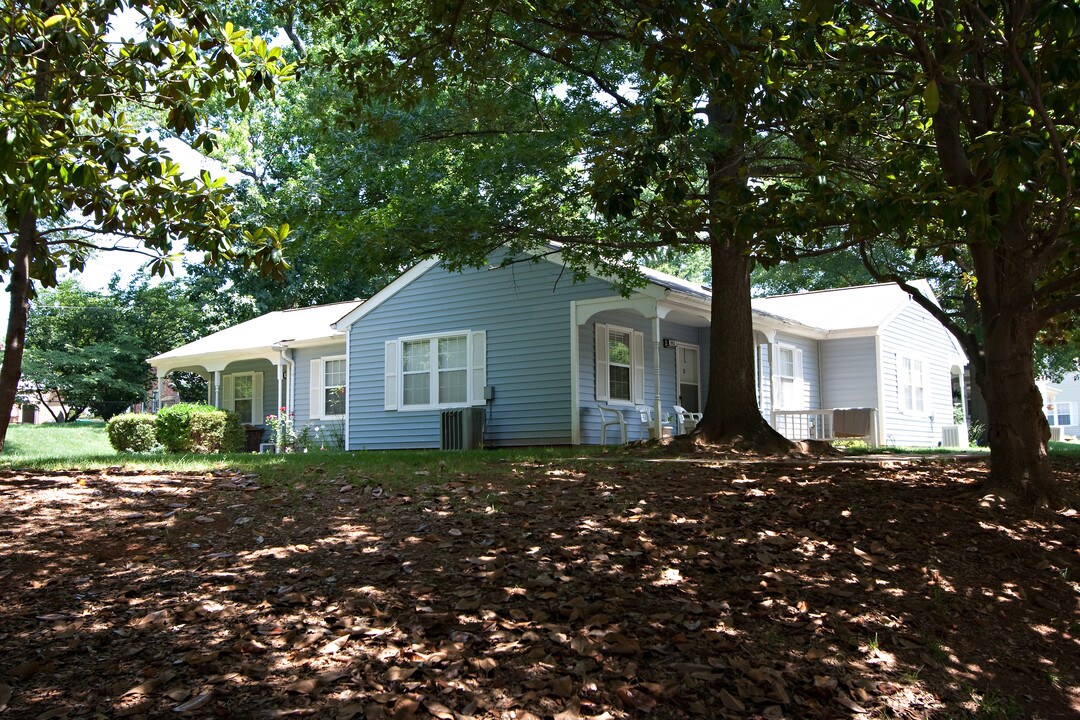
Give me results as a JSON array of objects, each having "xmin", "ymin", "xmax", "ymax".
[
  {"xmin": 773, "ymin": 343, "xmax": 804, "ymax": 410},
  {"xmin": 385, "ymin": 329, "xmax": 487, "ymax": 412}
]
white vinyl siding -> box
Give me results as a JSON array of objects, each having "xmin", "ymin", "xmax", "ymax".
[
  {"xmin": 388, "ymin": 331, "xmax": 486, "ymax": 411},
  {"xmin": 594, "ymin": 323, "xmax": 645, "ymax": 405},
  {"xmin": 310, "ymin": 356, "xmax": 346, "ymax": 419}
]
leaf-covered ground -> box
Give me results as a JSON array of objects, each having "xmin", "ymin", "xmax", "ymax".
[{"xmin": 0, "ymin": 456, "xmax": 1077, "ymax": 719}]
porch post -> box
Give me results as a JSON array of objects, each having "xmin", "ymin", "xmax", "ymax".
[
  {"xmin": 652, "ymin": 314, "xmax": 662, "ymax": 437},
  {"xmin": 213, "ymin": 370, "xmax": 222, "ymax": 408},
  {"xmin": 156, "ymin": 374, "xmax": 164, "ymax": 412},
  {"xmin": 206, "ymin": 376, "xmax": 212, "ymax": 405},
  {"xmin": 570, "ymin": 301, "xmax": 580, "ymax": 445}
]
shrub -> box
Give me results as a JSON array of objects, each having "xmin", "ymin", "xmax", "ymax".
[
  {"xmin": 188, "ymin": 410, "xmax": 246, "ymax": 453},
  {"xmin": 155, "ymin": 403, "xmax": 218, "ymax": 453},
  {"xmin": 105, "ymin": 413, "xmax": 159, "ymax": 452}
]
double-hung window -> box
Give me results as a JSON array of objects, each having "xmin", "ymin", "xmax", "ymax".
[
  {"xmin": 386, "ymin": 331, "xmax": 486, "ymax": 410},
  {"xmin": 774, "ymin": 344, "xmax": 803, "ymax": 409},
  {"xmin": 310, "ymin": 355, "xmax": 346, "ymax": 419},
  {"xmin": 223, "ymin": 371, "xmax": 263, "ymax": 424},
  {"xmin": 900, "ymin": 355, "xmax": 928, "ymax": 413},
  {"xmin": 1046, "ymin": 402, "xmax": 1073, "ymax": 427},
  {"xmin": 595, "ymin": 323, "xmax": 644, "ymax": 405}
]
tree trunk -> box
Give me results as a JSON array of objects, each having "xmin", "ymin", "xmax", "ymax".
[
  {"xmin": 979, "ymin": 305, "xmax": 1063, "ymax": 506},
  {"xmin": 696, "ymin": 241, "xmax": 792, "ymax": 450},
  {"xmin": 0, "ymin": 213, "xmax": 37, "ymax": 451}
]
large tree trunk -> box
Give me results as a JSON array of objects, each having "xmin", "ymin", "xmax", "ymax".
[
  {"xmin": 970, "ymin": 228, "xmax": 1064, "ymax": 507},
  {"xmin": 979, "ymin": 304, "xmax": 1062, "ymax": 506},
  {"xmin": 0, "ymin": 213, "xmax": 37, "ymax": 451},
  {"xmin": 696, "ymin": 242, "xmax": 792, "ymax": 451}
]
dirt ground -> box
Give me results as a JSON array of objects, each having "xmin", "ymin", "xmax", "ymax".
[{"xmin": 0, "ymin": 455, "xmax": 1077, "ymax": 719}]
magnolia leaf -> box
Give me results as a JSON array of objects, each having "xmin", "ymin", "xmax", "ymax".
[{"xmin": 923, "ymin": 79, "xmax": 940, "ymax": 115}]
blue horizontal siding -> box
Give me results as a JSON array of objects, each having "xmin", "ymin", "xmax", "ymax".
[{"xmin": 348, "ymin": 254, "xmax": 624, "ymax": 449}]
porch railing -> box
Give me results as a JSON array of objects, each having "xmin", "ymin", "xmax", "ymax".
[{"xmin": 771, "ymin": 408, "xmax": 877, "ymax": 445}]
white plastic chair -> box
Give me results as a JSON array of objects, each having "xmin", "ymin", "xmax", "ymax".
[
  {"xmin": 597, "ymin": 404, "xmax": 627, "ymax": 444},
  {"xmin": 672, "ymin": 405, "xmax": 703, "ymax": 435},
  {"xmin": 636, "ymin": 405, "xmax": 653, "ymax": 441}
]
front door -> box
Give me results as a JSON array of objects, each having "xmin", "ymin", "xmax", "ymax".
[{"xmin": 676, "ymin": 345, "xmax": 700, "ymax": 413}]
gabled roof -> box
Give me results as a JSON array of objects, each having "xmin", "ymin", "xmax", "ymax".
[
  {"xmin": 751, "ymin": 279, "xmax": 938, "ymax": 333},
  {"xmin": 150, "ymin": 300, "xmax": 364, "ymax": 366}
]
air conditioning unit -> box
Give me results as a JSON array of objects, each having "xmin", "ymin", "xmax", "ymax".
[
  {"xmin": 440, "ymin": 408, "xmax": 486, "ymax": 450},
  {"xmin": 1050, "ymin": 425, "xmax": 1064, "ymax": 442},
  {"xmin": 940, "ymin": 424, "xmax": 968, "ymax": 448}
]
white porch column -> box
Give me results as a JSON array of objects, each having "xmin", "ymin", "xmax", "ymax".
[
  {"xmin": 206, "ymin": 378, "xmax": 212, "ymax": 404},
  {"xmin": 156, "ymin": 374, "xmax": 165, "ymax": 412},
  {"xmin": 570, "ymin": 301, "xmax": 580, "ymax": 445},
  {"xmin": 652, "ymin": 314, "xmax": 662, "ymax": 437},
  {"xmin": 213, "ymin": 370, "xmax": 222, "ymax": 408}
]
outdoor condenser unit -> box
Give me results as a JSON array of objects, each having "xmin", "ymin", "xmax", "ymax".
[
  {"xmin": 940, "ymin": 424, "xmax": 968, "ymax": 448},
  {"xmin": 440, "ymin": 408, "xmax": 486, "ymax": 450}
]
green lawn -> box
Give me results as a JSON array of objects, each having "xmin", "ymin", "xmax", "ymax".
[
  {"xmin": 7, "ymin": 421, "xmax": 1076, "ymax": 486},
  {"xmin": 0, "ymin": 420, "xmax": 605, "ymax": 487}
]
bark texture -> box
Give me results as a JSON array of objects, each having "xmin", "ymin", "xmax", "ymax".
[
  {"xmin": 696, "ymin": 243, "xmax": 792, "ymax": 451},
  {"xmin": 0, "ymin": 215, "xmax": 36, "ymax": 451}
]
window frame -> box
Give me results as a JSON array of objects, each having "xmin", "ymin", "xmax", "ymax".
[
  {"xmin": 321, "ymin": 355, "xmax": 346, "ymax": 419},
  {"xmin": 1046, "ymin": 401, "xmax": 1074, "ymax": 427},
  {"xmin": 774, "ymin": 343, "xmax": 801, "ymax": 410},
  {"xmin": 606, "ymin": 324, "xmax": 634, "ymax": 403},
  {"xmin": 230, "ymin": 371, "xmax": 256, "ymax": 424},
  {"xmin": 397, "ymin": 331, "xmax": 474, "ymax": 411},
  {"xmin": 899, "ymin": 354, "xmax": 928, "ymax": 414}
]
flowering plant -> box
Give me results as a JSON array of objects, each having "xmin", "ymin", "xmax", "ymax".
[{"xmin": 265, "ymin": 407, "xmax": 297, "ymax": 450}]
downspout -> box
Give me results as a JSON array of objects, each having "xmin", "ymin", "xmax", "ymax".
[{"xmin": 276, "ymin": 345, "xmax": 295, "ymax": 453}]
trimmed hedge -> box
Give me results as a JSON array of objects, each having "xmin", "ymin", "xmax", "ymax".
[
  {"xmin": 155, "ymin": 403, "xmax": 243, "ymax": 453},
  {"xmin": 105, "ymin": 413, "xmax": 159, "ymax": 452},
  {"xmin": 188, "ymin": 410, "xmax": 245, "ymax": 453}
]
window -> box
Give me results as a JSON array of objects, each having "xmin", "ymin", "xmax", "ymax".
[
  {"xmin": 900, "ymin": 355, "xmax": 928, "ymax": 413},
  {"xmin": 1046, "ymin": 402, "xmax": 1074, "ymax": 427},
  {"xmin": 223, "ymin": 371, "xmax": 262, "ymax": 425},
  {"xmin": 234, "ymin": 375, "xmax": 254, "ymax": 423},
  {"xmin": 385, "ymin": 331, "xmax": 486, "ymax": 411},
  {"xmin": 775, "ymin": 344, "xmax": 802, "ymax": 409},
  {"xmin": 595, "ymin": 323, "xmax": 644, "ymax": 405},
  {"xmin": 608, "ymin": 329, "xmax": 632, "ymax": 401},
  {"xmin": 310, "ymin": 356, "xmax": 346, "ymax": 419},
  {"xmin": 323, "ymin": 358, "xmax": 346, "ymax": 416},
  {"xmin": 402, "ymin": 336, "xmax": 467, "ymax": 406}
]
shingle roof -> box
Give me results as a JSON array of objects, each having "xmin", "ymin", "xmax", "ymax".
[
  {"xmin": 150, "ymin": 300, "xmax": 363, "ymax": 363},
  {"xmin": 751, "ymin": 279, "xmax": 937, "ymax": 332}
]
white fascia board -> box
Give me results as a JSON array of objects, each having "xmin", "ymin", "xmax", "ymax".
[
  {"xmin": 333, "ymin": 258, "xmax": 441, "ymax": 331},
  {"xmin": 279, "ymin": 336, "xmax": 347, "ymax": 351},
  {"xmin": 149, "ymin": 348, "xmax": 283, "ymax": 375},
  {"xmin": 752, "ymin": 313, "xmax": 829, "ymax": 340}
]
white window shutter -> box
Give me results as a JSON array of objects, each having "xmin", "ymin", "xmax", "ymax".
[
  {"xmin": 310, "ymin": 359, "xmax": 323, "ymax": 419},
  {"xmin": 252, "ymin": 372, "xmax": 264, "ymax": 424},
  {"xmin": 631, "ymin": 330, "xmax": 645, "ymax": 405},
  {"xmin": 594, "ymin": 324, "xmax": 609, "ymax": 402},
  {"xmin": 470, "ymin": 331, "xmax": 487, "ymax": 406},
  {"xmin": 793, "ymin": 348, "xmax": 804, "ymax": 409},
  {"xmin": 384, "ymin": 340, "xmax": 399, "ymax": 411},
  {"xmin": 222, "ymin": 375, "xmax": 235, "ymax": 411}
]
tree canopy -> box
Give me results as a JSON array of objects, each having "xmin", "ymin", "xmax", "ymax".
[{"xmin": 0, "ymin": 0, "xmax": 293, "ymax": 449}]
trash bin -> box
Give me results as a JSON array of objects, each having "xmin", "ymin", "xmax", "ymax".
[
  {"xmin": 21, "ymin": 404, "xmax": 37, "ymax": 424},
  {"xmin": 244, "ymin": 424, "xmax": 265, "ymax": 452}
]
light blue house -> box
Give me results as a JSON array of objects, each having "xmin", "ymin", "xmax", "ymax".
[{"xmin": 150, "ymin": 252, "xmax": 968, "ymax": 449}]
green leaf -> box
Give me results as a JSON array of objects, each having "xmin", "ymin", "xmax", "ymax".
[{"xmin": 923, "ymin": 79, "xmax": 940, "ymax": 115}]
